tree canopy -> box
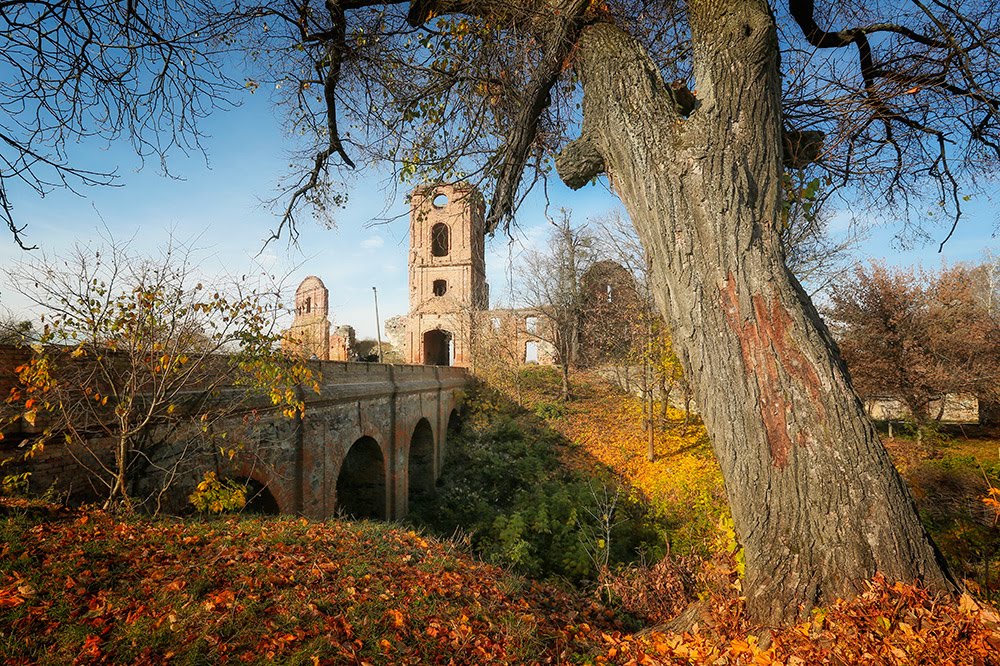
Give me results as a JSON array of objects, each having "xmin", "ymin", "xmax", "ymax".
[
  {"xmin": 243, "ymin": 0, "xmax": 1000, "ymax": 245},
  {"xmin": 828, "ymin": 259, "xmax": 1000, "ymax": 424},
  {"xmin": 4, "ymin": 1, "xmax": 1000, "ymax": 247}
]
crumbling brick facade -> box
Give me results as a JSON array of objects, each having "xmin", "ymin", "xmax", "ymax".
[
  {"xmin": 283, "ymin": 276, "xmax": 355, "ymax": 361},
  {"xmin": 402, "ymin": 183, "xmax": 488, "ymax": 367},
  {"xmin": 281, "ymin": 182, "xmax": 555, "ymax": 370}
]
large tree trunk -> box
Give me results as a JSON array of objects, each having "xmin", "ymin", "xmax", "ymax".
[{"xmin": 559, "ymin": 1, "xmax": 952, "ymax": 623}]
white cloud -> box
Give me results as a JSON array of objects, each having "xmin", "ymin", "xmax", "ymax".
[{"xmin": 361, "ymin": 235, "xmax": 384, "ymax": 249}]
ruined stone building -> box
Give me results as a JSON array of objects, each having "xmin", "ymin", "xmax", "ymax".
[
  {"xmin": 284, "ymin": 182, "xmax": 556, "ymax": 368},
  {"xmin": 401, "ymin": 183, "xmax": 489, "ymax": 366},
  {"xmin": 578, "ymin": 260, "xmax": 645, "ymax": 367},
  {"xmin": 400, "ymin": 182, "xmax": 558, "ymax": 368},
  {"xmin": 282, "ymin": 276, "xmax": 355, "ymax": 361}
]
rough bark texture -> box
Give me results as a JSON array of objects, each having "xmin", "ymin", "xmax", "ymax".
[{"xmin": 560, "ymin": 1, "xmax": 953, "ymax": 623}]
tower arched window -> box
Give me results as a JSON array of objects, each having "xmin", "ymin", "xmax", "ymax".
[{"xmin": 431, "ymin": 223, "xmax": 450, "ymax": 257}]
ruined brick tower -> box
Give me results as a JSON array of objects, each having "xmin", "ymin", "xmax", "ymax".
[
  {"xmin": 283, "ymin": 276, "xmax": 354, "ymax": 361},
  {"xmin": 403, "ymin": 183, "xmax": 488, "ymax": 366},
  {"xmin": 286, "ymin": 276, "xmax": 331, "ymax": 359}
]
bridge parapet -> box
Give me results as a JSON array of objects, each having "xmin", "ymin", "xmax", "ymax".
[{"xmin": 307, "ymin": 361, "xmax": 466, "ymax": 403}]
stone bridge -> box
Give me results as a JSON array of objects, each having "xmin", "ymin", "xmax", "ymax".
[
  {"xmin": 0, "ymin": 345, "xmax": 468, "ymax": 520},
  {"xmin": 247, "ymin": 361, "xmax": 467, "ymax": 521}
]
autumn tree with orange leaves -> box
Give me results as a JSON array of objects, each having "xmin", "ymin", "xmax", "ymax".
[{"xmin": 828, "ymin": 260, "xmax": 1000, "ymax": 427}]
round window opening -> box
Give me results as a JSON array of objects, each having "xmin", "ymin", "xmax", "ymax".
[{"xmin": 432, "ymin": 193, "xmax": 449, "ymax": 209}]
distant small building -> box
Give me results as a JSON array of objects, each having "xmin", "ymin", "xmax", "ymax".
[
  {"xmin": 864, "ymin": 394, "xmax": 981, "ymax": 424},
  {"xmin": 579, "ymin": 259, "xmax": 644, "ymax": 367}
]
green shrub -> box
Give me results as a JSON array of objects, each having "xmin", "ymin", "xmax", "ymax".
[
  {"xmin": 518, "ymin": 366, "xmax": 563, "ymax": 398},
  {"xmin": 533, "ymin": 401, "xmax": 567, "ymax": 420},
  {"xmin": 188, "ymin": 472, "xmax": 247, "ymax": 514},
  {"xmin": 408, "ymin": 409, "xmax": 666, "ymax": 583}
]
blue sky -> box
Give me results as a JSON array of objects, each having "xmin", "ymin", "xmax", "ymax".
[{"xmin": 0, "ymin": 88, "xmax": 996, "ymax": 340}]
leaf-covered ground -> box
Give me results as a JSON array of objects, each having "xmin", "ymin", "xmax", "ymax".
[
  {"xmin": 525, "ymin": 368, "xmax": 1000, "ymax": 602},
  {"xmin": 532, "ymin": 372, "xmax": 728, "ymax": 557},
  {"xmin": 0, "ymin": 500, "xmax": 622, "ymax": 665},
  {"xmin": 2, "ymin": 499, "xmax": 999, "ymax": 665}
]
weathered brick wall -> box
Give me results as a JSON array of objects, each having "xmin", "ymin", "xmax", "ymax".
[
  {"xmin": 1, "ymin": 344, "xmax": 111, "ymax": 499},
  {"xmin": 865, "ymin": 394, "xmax": 981, "ymax": 424},
  {"xmin": 3, "ymin": 436, "xmax": 113, "ymax": 502}
]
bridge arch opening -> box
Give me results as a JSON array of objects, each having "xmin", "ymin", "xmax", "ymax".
[
  {"xmin": 447, "ymin": 409, "xmax": 461, "ymax": 438},
  {"xmin": 409, "ymin": 418, "xmax": 435, "ymax": 501},
  {"xmin": 336, "ymin": 436, "xmax": 386, "ymax": 520},
  {"xmin": 242, "ymin": 478, "xmax": 280, "ymax": 514},
  {"xmin": 423, "ymin": 329, "xmax": 453, "ymax": 366}
]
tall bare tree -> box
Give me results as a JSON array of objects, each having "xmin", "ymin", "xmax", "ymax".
[
  {"xmin": 588, "ymin": 211, "xmax": 687, "ymax": 460},
  {"xmin": 0, "ymin": 1, "xmax": 261, "ymax": 248},
  {"xmin": 517, "ymin": 209, "xmax": 595, "ymax": 400}
]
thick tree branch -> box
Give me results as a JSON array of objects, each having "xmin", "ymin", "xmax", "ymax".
[
  {"xmin": 273, "ymin": 0, "xmax": 356, "ymax": 244},
  {"xmin": 788, "ymin": 0, "xmax": 948, "ymax": 49},
  {"xmin": 555, "ymin": 135, "xmax": 604, "ymax": 189},
  {"xmin": 484, "ymin": 0, "xmax": 593, "ymax": 233}
]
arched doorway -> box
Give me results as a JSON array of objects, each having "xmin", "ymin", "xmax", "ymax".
[
  {"xmin": 423, "ymin": 329, "xmax": 453, "ymax": 366},
  {"xmin": 408, "ymin": 418, "xmax": 435, "ymax": 502},
  {"xmin": 336, "ymin": 437, "xmax": 386, "ymax": 519}
]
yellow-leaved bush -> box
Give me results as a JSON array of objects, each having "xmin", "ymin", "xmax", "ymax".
[{"xmin": 189, "ymin": 472, "xmax": 247, "ymax": 514}]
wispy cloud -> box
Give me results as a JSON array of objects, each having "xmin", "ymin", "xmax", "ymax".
[{"xmin": 361, "ymin": 235, "xmax": 384, "ymax": 249}]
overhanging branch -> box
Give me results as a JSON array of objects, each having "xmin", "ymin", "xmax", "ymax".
[{"xmin": 484, "ymin": 0, "xmax": 593, "ymax": 233}]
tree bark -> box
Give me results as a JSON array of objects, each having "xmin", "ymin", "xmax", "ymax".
[{"xmin": 560, "ymin": 1, "xmax": 953, "ymax": 623}]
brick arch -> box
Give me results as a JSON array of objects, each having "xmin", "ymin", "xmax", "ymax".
[
  {"xmin": 227, "ymin": 463, "xmax": 291, "ymax": 515},
  {"xmin": 447, "ymin": 408, "xmax": 461, "ymax": 440},
  {"xmin": 241, "ymin": 477, "xmax": 280, "ymax": 514},
  {"xmin": 336, "ymin": 435, "xmax": 387, "ymax": 520},
  {"xmin": 408, "ymin": 418, "xmax": 435, "ymax": 502}
]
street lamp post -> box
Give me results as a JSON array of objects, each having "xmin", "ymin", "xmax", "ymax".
[{"xmin": 372, "ymin": 286, "xmax": 384, "ymax": 363}]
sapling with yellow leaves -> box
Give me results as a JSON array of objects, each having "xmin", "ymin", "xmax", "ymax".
[{"xmin": 3, "ymin": 235, "xmax": 317, "ymax": 513}]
